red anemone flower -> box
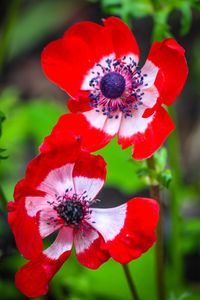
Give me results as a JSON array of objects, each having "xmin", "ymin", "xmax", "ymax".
[
  {"xmin": 8, "ymin": 144, "xmax": 159, "ymax": 298},
  {"xmin": 41, "ymin": 16, "xmax": 188, "ymax": 159}
]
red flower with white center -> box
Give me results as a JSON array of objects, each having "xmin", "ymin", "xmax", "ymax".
[
  {"xmin": 8, "ymin": 144, "xmax": 159, "ymax": 298},
  {"xmin": 41, "ymin": 16, "xmax": 188, "ymax": 159}
]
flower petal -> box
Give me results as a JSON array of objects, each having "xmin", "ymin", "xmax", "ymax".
[
  {"xmin": 147, "ymin": 38, "xmax": 188, "ymax": 105},
  {"xmin": 73, "ymin": 151, "xmax": 106, "ymax": 202},
  {"xmin": 40, "ymin": 113, "xmax": 112, "ymax": 153},
  {"xmin": 8, "ymin": 198, "xmax": 43, "ymax": 260},
  {"xmin": 15, "ymin": 227, "xmax": 73, "ymax": 298},
  {"xmin": 118, "ymin": 106, "xmax": 175, "ymax": 159},
  {"xmin": 83, "ymin": 109, "xmax": 121, "ymax": 138},
  {"xmin": 88, "ymin": 198, "xmax": 159, "ymax": 264},
  {"xmin": 38, "ymin": 209, "xmax": 63, "ymax": 238},
  {"xmin": 38, "ymin": 163, "xmax": 75, "ymax": 197},
  {"xmin": 74, "ymin": 225, "xmax": 110, "ymax": 269},
  {"xmin": 26, "ymin": 144, "xmax": 79, "ymax": 191},
  {"xmin": 104, "ymin": 17, "xmax": 140, "ymax": 62},
  {"xmin": 65, "ymin": 20, "xmax": 114, "ymax": 65},
  {"xmin": 141, "ymin": 60, "xmax": 159, "ymax": 89},
  {"xmin": 41, "ymin": 36, "xmax": 92, "ymax": 98}
]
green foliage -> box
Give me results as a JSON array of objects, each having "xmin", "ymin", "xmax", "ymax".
[
  {"xmin": 5, "ymin": 0, "xmax": 83, "ymax": 61},
  {"xmin": 137, "ymin": 147, "xmax": 172, "ymax": 188},
  {"xmin": 96, "ymin": 138, "xmax": 145, "ymax": 193},
  {"xmin": 0, "ymin": 111, "xmax": 7, "ymax": 159},
  {"xmin": 0, "ymin": 88, "xmax": 65, "ymax": 199},
  {"xmin": 97, "ymin": 0, "xmax": 198, "ymax": 40},
  {"xmin": 168, "ymin": 292, "xmax": 191, "ymax": 300},
  {"xmin": 0, "ymin": 111, "xmax": 5, "ymax": 137}
]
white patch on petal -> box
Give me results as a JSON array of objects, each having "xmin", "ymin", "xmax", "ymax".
[
  {"xmin": 142, "ymin": 85, "xmax": 159, "ymax": 108},
  {"xmin": 74, "ymin": 227, "xmax": 99, "ymax": 254},
  {"xmin": 44, "ymin": 227, "xmax": 73, "ymax": 260},
  {"xmin": 81, "ymin": 53, "xmax": 115, "ymax": 90},
  {"xmin": 25, "ymin": 195, "xmax": 54, "ymax": 217},
  {"xmin": 142, "ymin": 60, "xmax": 159, "ymax": 89},
  {"xmin": 39, "ymin": 209, "xmax": 61, "ymax": 238},
  {"xmin": 87, "ymin": 205, "xmax": 127, "ymax": 242},
  {"xmin": 83, "ymin": 110, "xmax": 108, "ymax": 130},
  {"xmin": 38, "ymin": 163, "xmax": 75, "ymax": 198},
  {"xmin": 103, "ymin": 112, "xmax": 122, "ymax": 136},
  {"xmin": 119, "ymin": 110, "xmax": 155, "ymax": 138},
  {"xmin": 74, "ymin": 176, "xmax": 104, "ymax": 202}
]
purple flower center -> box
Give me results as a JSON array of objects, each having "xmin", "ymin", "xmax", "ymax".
[
  {"xmin": 100, "ymin": 72, "xmax": 125, "ymax": 99},
  {"xmin": 55, "ymin": 200, "xmax": 84, "ymax": 226}
]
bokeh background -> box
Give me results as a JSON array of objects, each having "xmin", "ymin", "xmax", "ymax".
[{"xmin": 0, "ymin": 0, "xmax": 200, "ymax": 299}]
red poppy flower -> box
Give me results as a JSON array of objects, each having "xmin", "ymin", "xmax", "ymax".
[
  {"xmin": 41, "ymin": 16, "xmax": 188, "ymax": 159},
  {"xmin": 8, "ymin": 144, "xmax": 159, "ymax": 297}
]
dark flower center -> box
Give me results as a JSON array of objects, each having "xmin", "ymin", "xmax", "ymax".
[
  {"xmin": 100, "ymin": 72, "xmax": 125, "ymax": 99},
  {"xmin": 56, "ymin": 200, "xmax": 84, "ymax": 226}
]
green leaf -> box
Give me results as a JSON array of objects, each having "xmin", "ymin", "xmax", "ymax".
[
  {"xmin": 158, "ymin": 169, "xmax": 172, "ymax": 188},
  {"xmin": 95, "ymin": 138, "xmax": 144, "ymax": 193},
  {"xmin": 179, "ymin": 2, "xmax": 192, "ymax": 35},
  {"xmin": 101, "ymin": 0, "xmax": 153, "ymax": 19},
  {"xmin": 168, "ymin": 291, "xmax": 191, "ymax": 300},
  {"xmin": 154, "ymin": 147, "xmax": 168, "ymax": 172},
  {"xmin": 152, "ymin": 9, "xmax": 172, "ymax": 41},
  {"xmin": 7, "ymin": 0, "xmax": 86, "ymax": 60}
]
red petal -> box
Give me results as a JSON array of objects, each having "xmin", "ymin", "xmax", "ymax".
[
  {"xmin": 147, "ymin": 38, "xmax": 188, "ymax": 105},
  {"xmin": 15, "ymin": 251, "xmax": 70, "ymax": 298},
  {"xmin": 41, "ymin": 36, "xmax": 92, "ymax": 98},
  {"xmin": 26, "ymin": 142, "xmax": 80, "ymax": 189},
  {"xmin": 118, "ymin": 107, "xmax": 175, "ymax": 160},
  {"xmin": 107, "ymin": 198, "xmax": 159, "ymax": 264},
  {"xmin": 67, "ymin": 96, "xmax": 91, "ymax": 113},
  {"xmin": 73, "ymin": 151, "xmax": 106, "ymax": 180},
  {"xmin": 40, "ymin": 113, "xmax": 112, "ymax": 153},
  {"xmin": 65, "ymin": 20, "xmax": 113, "ymax": 64},
  {"xmin": 8, "ymin": 197, "xmax": 43, "ymax": 260},
  {"xmin": 74, "ymin": 226, "xmax": 110, "ymax": 269},
  {"xmin": 41, "ymin": 20, "xmax": 113, "ymax": 99},
  {"xmin": 104, "ymin": 17, "xmax": 140, "ymax": 61},
  {"xmin": 15, "ymin": 227, "xmax": 73, "ymax": 297}
]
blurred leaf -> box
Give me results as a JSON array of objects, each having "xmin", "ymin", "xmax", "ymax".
[
  {"xmin": 179, "ymin": 2, "xmax": 192, "ymax": 35},
  {"xmin": 0, "ymin": 88, "xmax": 65, "ymax": 199},
  {"xmin": 7, "ymin": 0, "xmax": 85, "ymax": 60},
  {"xmin": 95, "ymin": 138, "xmax": 145, "ymax": 193},
  {"xmin": 154, "ymin": 147, "xmax": 168, "ymax": 172},
  {"xmin": 168, "ymin": 291, "xmax": 191, "ymax": 300},
  {"xmin": 152, "ymin": 9, "xmax": 172, "ymax": 41},
  {"xmin": 0, "ymin": 148, "xmax": 8, "ymax": 160},
  {"xmin": 101, "ymin": 0, "xmax": 153, "ymax": 19},
  {"xmin": 158, "ymin": 169, "xmax": 172, "ymax": 188},
  {"xmin": 0, "ymin": 111, "xmax": 6, "ymax": 137}
]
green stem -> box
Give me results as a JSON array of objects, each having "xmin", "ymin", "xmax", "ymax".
[
  {"xmin": 167, "ymin": 105, "xmax": 182, "ymax": 285},
  {"xmin": 122, "ymin": 264, "xmax": 140, "ymax": 300},
  {"xmin": 0, "ymin": 185, "xmax": 7, "ymax": 209},
  {"xmin": 147, "ymin": 156, "xmax": 166, "ymax": 300}
]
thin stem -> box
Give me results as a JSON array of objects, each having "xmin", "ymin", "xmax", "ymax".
[
  {"xmin": 147, "ymin": 156, "xmax": 166, "ymax": 300},
  {"xmin": 167, "ymin": 105, "xmax": 182, "ymax": 285},
  {"xmin": 122, "ymin": 264, "xmax": 140, "ymax": 300},
  {"xmin": 0, "ymin": 185, "xmax": 7, "ymax": 209}
]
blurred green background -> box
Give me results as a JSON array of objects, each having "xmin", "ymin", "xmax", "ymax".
[{"xmin": 0, "ymin": 0, "xmax": 200, "ymax": 299}]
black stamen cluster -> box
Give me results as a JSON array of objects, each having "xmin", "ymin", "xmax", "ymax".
[{"xmin": 56, "ymin": 200, "xmax": 84, "ymax": 227}]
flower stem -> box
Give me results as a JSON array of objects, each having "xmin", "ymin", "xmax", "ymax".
[
  {"xmin": 147, "ymin": 156, "xmax": 166, "ymax": 300},
  {"xmin": 122, "ymin": 264, "xmax": 140, "ymax": 300}
]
